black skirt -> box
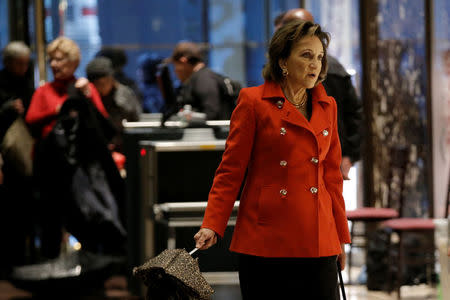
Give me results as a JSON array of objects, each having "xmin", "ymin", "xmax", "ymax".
[{"xmin": 238, "ymin": 254, "xmax": 339, "ymax": 300}]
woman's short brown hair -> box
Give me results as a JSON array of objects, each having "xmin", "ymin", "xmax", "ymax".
[
  {"xmin": 47, "ymin": 37, "xmax": 81, "ymax": 65},
  {"xmin": 263, "ymin": 20, "xmax": 330, "ymax": 84}
]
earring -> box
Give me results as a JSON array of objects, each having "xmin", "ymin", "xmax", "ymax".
[{"xmin": 282, "ymin": 68, "xmax": 289, "ymax": 77}]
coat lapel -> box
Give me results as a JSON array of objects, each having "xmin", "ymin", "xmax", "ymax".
[
  {"xmin": 262, "ymin": 81, "xmax": 313, "ymax": 132},
  {"xmin": 309, "ymin": 84, "xmax": 333, "ymax": 135},
  {"xmin": 262, "ymin": 81, "xmax": 333, "ymax": 135}
]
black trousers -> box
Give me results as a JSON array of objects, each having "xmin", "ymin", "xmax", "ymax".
[{"xmin": 238, "ymin": 254, "xmax": 339, "ymax": 300}]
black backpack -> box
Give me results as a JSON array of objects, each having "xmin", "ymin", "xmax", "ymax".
[{"xmin": 213, "ymin": 72, "xmax": 242, "ymax": 119}]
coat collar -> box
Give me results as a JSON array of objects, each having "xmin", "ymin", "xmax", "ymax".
[{"xmin": 262, "ymin": 81, "xmax": 332, "ymax": 134}]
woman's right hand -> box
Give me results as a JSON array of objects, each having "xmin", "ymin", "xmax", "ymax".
[
  {"xmin": 75, "ymin": 77, "xmax": 91, "ymax": 97},
  {"xmin": 194, "ymin": 228, "xmax": 217, "ymax": 250}
]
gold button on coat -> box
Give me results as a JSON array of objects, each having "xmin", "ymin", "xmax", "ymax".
[
  {"xmin": 280, "ymin": 189, "xmax": 288, "ymax": 196},
  {"xmin": 276, "ymin": 100, "xmax": 284, "ymax": 109},
  {"xmin": 280, "ymin": 160, "xmax": 287, "ymax": 167},
  {"xmin": 310, "ymin": 157, "xmax": 319, "ymax": 164},
  {"xmin": 322, "ymin": 129, "xmax": 329, "ymax": 136},
  {"xmin": 310, "ymin": 187, "xmax": 318, "ymax": 194},
  {"xmin": 280, "ymin": 127, "xmax": 286, "ymax": 135}
]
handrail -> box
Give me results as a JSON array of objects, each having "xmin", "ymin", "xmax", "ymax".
[{"xmin": 154, "ymin": 201, "xmax": 240, "ymax": 214}]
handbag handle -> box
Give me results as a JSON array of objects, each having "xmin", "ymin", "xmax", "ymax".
[{"xmin": 189, "ymin": 248, "xmax": 199, "ymax": 255}]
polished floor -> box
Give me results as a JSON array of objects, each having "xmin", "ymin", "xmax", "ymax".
[
  {"xmin": 208, "ymin": 269, "xmax": 440, "ymax": 300},
  {"xmin": 0, "ymin": 250, "xmax": 443, "ymax": 300}
]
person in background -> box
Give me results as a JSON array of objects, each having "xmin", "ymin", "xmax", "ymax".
[
  {"xmin": 280, "ymin": 8, "xmax": 363, "ymax": 180},
  {"xmin": 167, "ymin": 41, "xmax": 224, "ymax": 120},
  {"xmin": 136, "ymin": 53, "xmax": 165, "ymax": 113},
  {"xmin": 96, "ymin": 47, "xmax": 141, "ymax": 101},
  {"xmin": 0, "ymin": 41, "xmax": 34, "ymax": 139},
  {"xmin": 0, "ymin": 41, "xmax": 35, "ymax": 276},
  {"xmin": 273, "ymin": 11, "xmax": 286, "ymax": 31},
  {"xmin": 26, "ymin": 37, "xmax": 108, "ymax": 139},
  {"xmin": 86, "ymin": 56, "xmax": 141, "ymax": 151},
  {"xmin": 194, "ymin": 20, "xmax": 350, "ymax": 299}
]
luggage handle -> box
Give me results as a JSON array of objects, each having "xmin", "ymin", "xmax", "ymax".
[{"xmin": 337, "ymin": 260, "xmax": 347, "ymax": 300}]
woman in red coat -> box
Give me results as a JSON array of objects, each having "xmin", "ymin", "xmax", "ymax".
[
  {"xmin": 194, "ymin": 20, "xmax": 351, "ymax": 299},
  {"xmin": 25, "ymin": 37, "xmax": 109, "ymax": 259}
]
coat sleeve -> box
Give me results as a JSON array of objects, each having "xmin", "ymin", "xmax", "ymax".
[
  {"xmin": 201, "ymin": 89, "xmax": 256, "ymax": 237},
  {"xmin": 25, "ymin": 87, "xmax": 58, "ymax": 130},
  {"xmin": 323, "ymin": 99, "xmax": 351, "ymax": 244},
  {"xmin": 340, "ymin": 76, "xmax": 362, "ymax": 163},
  {"xmin": 115, "ymin": 84, "xmax": 142, "ymax": 121}
]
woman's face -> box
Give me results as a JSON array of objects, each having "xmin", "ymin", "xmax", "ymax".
[
  {"xmin": 49, "ymin": 50, "xmax": 78, "ymax": 80},
  {"xmin": 279, "ymin": 35, "xmax": 324, "ymax": 89}
]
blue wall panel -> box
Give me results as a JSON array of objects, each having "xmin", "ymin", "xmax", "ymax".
[
  {"xmin": 244, "ymin": 0, "xmax": 266, "ymax": 86},
  {"xmin": 0, "ymin": 0, "xmax": 9, "ymax": 69}
]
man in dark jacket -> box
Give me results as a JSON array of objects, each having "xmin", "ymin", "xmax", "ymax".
[
  {"xmin": 167, "ymin": 41, "xmax": 226, "ymax": 120},
  {"xmin": 280, "ymin": 9, "xmax": 363, "ymax": 179}
]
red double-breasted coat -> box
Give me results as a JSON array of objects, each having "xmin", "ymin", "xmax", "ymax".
[{"xmin": 201, "ymin": 80, "xmax": 351, "ymax": 258}]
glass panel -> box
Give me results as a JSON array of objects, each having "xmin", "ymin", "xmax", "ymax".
[
  {"xmin": 208, "ymin": 0, "xmax": 245, "ymax": 83},
  {"xmin": 42, "ymin": 0, "xmax": 206, "ymax": 83},
  {"xmin": 305, "ymin": 0, "xmax": 361, "ymax": 93},
  {"xmin": 431, "ymin": 0, "xmax": 450, "ymax": 217}
]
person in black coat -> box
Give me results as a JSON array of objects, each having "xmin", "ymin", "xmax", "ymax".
[
  {"xmin": 322, "ymin": 56, "xmax": 362, "ymax": 170},
  {"xmin": 0, "ymin": 41, "xmax": 35, "ymax": 276},
  {"xmin": 279, "ymin": 9, "xmax": 363, "ymax": 180},
  {"xmin": 34, "ymin": 84, "xmax": 126, "ymax": 259}
]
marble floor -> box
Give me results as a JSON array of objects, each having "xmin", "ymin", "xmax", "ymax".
[
  {"xmin": 0, "ymin": 278, "xmax": 440, "ymax": 300},
  {"xmin": 211, "ymin": 284, "xmax": 439, "ymax": 300}
]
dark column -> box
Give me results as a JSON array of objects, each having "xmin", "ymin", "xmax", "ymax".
[
  {"xmin": 8, "ymin": 0, "xmax": 30, "ymax": 43},
  {"xmin": 359, "ymin": 0, "xmax": 378, "ymax": 207}
]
